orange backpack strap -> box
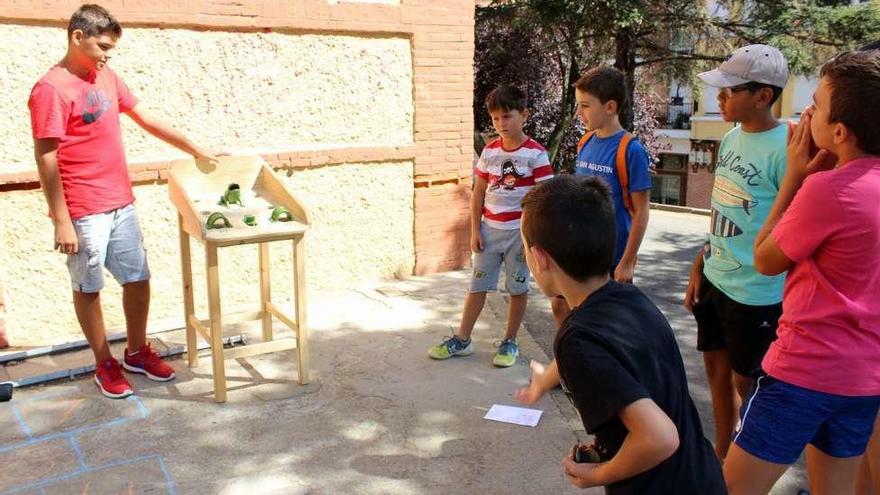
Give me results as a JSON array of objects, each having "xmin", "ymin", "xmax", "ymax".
[
  {"xmin": 616, "ymin": 133, "xmax": 635, "ymax": 217},
  {"xmin": 576, "ymin": 131, "xmax": 596, "ymax": 154}
]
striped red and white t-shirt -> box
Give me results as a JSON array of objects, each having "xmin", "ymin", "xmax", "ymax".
[{"xmin": 475, "ymin": 137, "xmax": 553, "ymax": 229}]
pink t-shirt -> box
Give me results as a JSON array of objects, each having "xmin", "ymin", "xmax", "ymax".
[
  {"xmin": 764, "ymin": 157, "xmax": 880, "ymax": 396},
  {"xmin": 28, "ymin": 66, "xmax": 138, "ymax": 219}
]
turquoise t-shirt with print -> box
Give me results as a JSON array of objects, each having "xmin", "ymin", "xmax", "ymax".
[{"xmin": 703, "ymin": 124, "xmax": 787, "ymax": 305}]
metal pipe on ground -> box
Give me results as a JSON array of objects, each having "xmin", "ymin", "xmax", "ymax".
[
  {"xmin": 0, "ymin": 318, "xmax": 186, "ymax": 365},
  {"xmin": 9, "ymin": 334, "xmax": 248, "ymax": 389}
]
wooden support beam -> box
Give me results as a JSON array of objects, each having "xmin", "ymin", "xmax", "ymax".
[
  {"xmin": 266, "ymin": 301, "xmax": 298, "ymax": 333},
  {"xmin": 224, "ymin": 338, "xmax": 297, "ymax": 360},
  {"xmin": 189, "ymin": 314, "xmax": 211, "ymax": 344},
  {"xmin": 179, "ymin": 216, "xmax": 198, "ymax": 368},
  {"xmin": 259, "ymin": 242, "xmax": 273, "ymax": 342},
  {"xmin": 294, "ymin": 237, "xmax": 310, "ymax": 384},
  {"xmin": 206, "ymin": 243, "xmax": 227, "ymax": 403},
  {"xmin": 197, "ymin": 310, "xmax": 262, "ymax": 328}
]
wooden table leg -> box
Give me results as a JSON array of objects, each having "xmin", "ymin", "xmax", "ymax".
[
  {"xmin": 293, "ymin": 237, "xmax": 309, "ymax": 384},
  {"xmin": 179, "ymin": 215, "xmax": 197, "ymax": 368},
  {"xmin": 258, "ymin": 242, "xmax": 273, "ymax": 342},
  {"xmin": 206, "ymin": 243, "xmax": 227, "ymax": 403}
]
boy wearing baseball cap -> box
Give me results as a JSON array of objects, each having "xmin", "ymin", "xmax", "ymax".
[{"xmin": 683, "ymin": 44, "xmax": 789, "ymax": 460}]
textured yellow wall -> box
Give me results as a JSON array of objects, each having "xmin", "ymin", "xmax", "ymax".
[
  {"xmin": 690, "ymin": 117, "xmax": 735, "ymax": 141},
  {"xmin": 0, "ymin": 162, "xmax": 414, "ymax": 345},
  {"xmin": 0, "ymin": 25, "xmax": 413, "ymax": 174}
]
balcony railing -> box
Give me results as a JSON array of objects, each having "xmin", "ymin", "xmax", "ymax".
[{"xmin": 656, "ymin": 101, "xmax": 694, "ymax": 130}]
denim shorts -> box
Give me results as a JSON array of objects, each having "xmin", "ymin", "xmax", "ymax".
[
  {"xmin": 734, "ymin": 374, "xmax": 880, "ymax": 464},
  {"xmin": 67, "ymin": 203, "xmax": 150, "ymax": 293},
  {"xmin": 470, "ymin": 222, "xmax": 529, "ymax": 295}
]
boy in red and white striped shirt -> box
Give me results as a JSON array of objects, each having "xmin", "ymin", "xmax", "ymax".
[{"xmin": 428, "ymin": 85, "xmax": 553, "ymax": 367}]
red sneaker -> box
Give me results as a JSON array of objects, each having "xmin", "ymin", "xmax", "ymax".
[
  {"xmin": 123, "ymin": 342, "xmax": 176, "ymax": 382},
  {"xmin": 94, "ymin": 358, "xmax": 133, "ymax": 399}
]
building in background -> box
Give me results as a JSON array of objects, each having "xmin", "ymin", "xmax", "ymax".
[{"xmin": 653, "ymin": 75, "xmax": 818, "ymax": 209}]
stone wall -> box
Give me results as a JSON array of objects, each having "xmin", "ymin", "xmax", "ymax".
[{"xmin": 0, "ymin": 0, "xmax": 474, "ymax": 345}]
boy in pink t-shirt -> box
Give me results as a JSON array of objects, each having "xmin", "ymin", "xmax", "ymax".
[
  {"xmin": 723, "ymin": 50, "xmax": 880, "ymax": 495},
  {"xmin": 28, "ymin": 5, "xmax": 220, "ymax": 399}
]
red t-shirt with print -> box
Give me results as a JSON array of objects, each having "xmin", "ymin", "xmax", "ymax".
[{"xmin": 28, "ymin": 65, "xmax": 138, "ymax": 219}]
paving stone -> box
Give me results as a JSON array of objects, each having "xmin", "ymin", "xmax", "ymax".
[
  {"xmin": 41, "ymin": 456, "xmax": 172, "ymax": 495},
  {"xmin": 0, "ymin": 437, "xmax": 80, "ymax": 492},
  {"xmin": 14, "ymin": 390, "xmax": 143, "ymax": 437},
  {"xmin": 0, "ymin": 403, "xmax": 31, "ymax": 446}
]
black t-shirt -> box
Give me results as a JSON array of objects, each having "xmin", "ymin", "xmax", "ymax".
[{"xmin": 554, "ymin": 281, "xmax": 726, "ymax": 495}]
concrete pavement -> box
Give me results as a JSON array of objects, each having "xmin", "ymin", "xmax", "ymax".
[
  {"xmin": 1, "ymin": 272, "xmax": 594, "ymax": 494},
  {"xmin": 0, "ymin": 209, "xmax": 809, "ymax": 494}
]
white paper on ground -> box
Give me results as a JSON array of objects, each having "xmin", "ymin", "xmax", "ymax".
[{"xmin": 483, "ymin": 404, "xmax": 543, "ymax": 427}]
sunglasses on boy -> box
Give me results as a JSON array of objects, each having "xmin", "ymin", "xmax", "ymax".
[{"xmin": 721, "ymin": 82, "xmax": 769, "ymax": 97}]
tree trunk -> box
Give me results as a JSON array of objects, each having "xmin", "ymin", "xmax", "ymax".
[
  {"xmin": 614, "ymin": 28, "xmax": 637, "ymax": 131},
  {"xmin": 545, "ymin": 54, "xmax": 579, "ymax": 168}
]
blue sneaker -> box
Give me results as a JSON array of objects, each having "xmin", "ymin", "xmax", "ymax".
[
  {"xmin": 493, "ymin": 338, "xmax": 518, "ymax": 367},
  {"xmin": 428, "ymin": 335, "xmax": 474, "ymax": 360}
]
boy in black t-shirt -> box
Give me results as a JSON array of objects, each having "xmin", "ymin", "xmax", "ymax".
[{"xmin": 519, "ymin": 175, "xmax": 726, "ymax": 494}]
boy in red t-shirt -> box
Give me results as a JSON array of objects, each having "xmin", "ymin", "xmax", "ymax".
[{"xmin": 28, "ymin": 4, "xmax": 221, "ymax": 399}]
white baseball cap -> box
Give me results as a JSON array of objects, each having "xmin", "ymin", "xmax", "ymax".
[{"xmin": 698, "ymin": 44, "xmax": 789, "ymax": 88}]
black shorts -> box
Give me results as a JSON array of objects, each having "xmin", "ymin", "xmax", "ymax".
[{"xmin": 693, "ymin": 274, "xmax": 781, "ymax": 377}]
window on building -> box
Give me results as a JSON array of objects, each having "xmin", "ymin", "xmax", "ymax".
[
  {"xmin": 703, "ymin": 85, "xmax": 720, "ymax": 114},
  {"xmin": 792, "ymin": 76, "xmax": 819, "ymax": 116},
  {"xmin": 670, "ymin": 29, "xmax": 695, "ymax": 54},
  {"xmin": 651, "ymin": 154, "xmax": 688, "ymax": 206}
]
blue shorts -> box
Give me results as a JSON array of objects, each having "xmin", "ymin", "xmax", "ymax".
[
  {"xmin": 469, "ymin": 223, "xmax": 529, "ymax": 295},
  {"xmin": 67, "ymin": 203, "xmax": 151, "ymax": 293},
  {"xmin": 734, "ymin": 374, "xmax": 880, "ymax": 464}
]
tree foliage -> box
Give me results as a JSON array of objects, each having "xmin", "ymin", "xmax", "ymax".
[{"xmin": 474, "ymin": 0, "xmax": 880, "ymax": 169}]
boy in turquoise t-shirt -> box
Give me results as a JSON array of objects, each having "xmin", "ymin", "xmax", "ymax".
[{"xmin": 683, "ymin": 44, "xmax": 789, "ymax": 461}]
